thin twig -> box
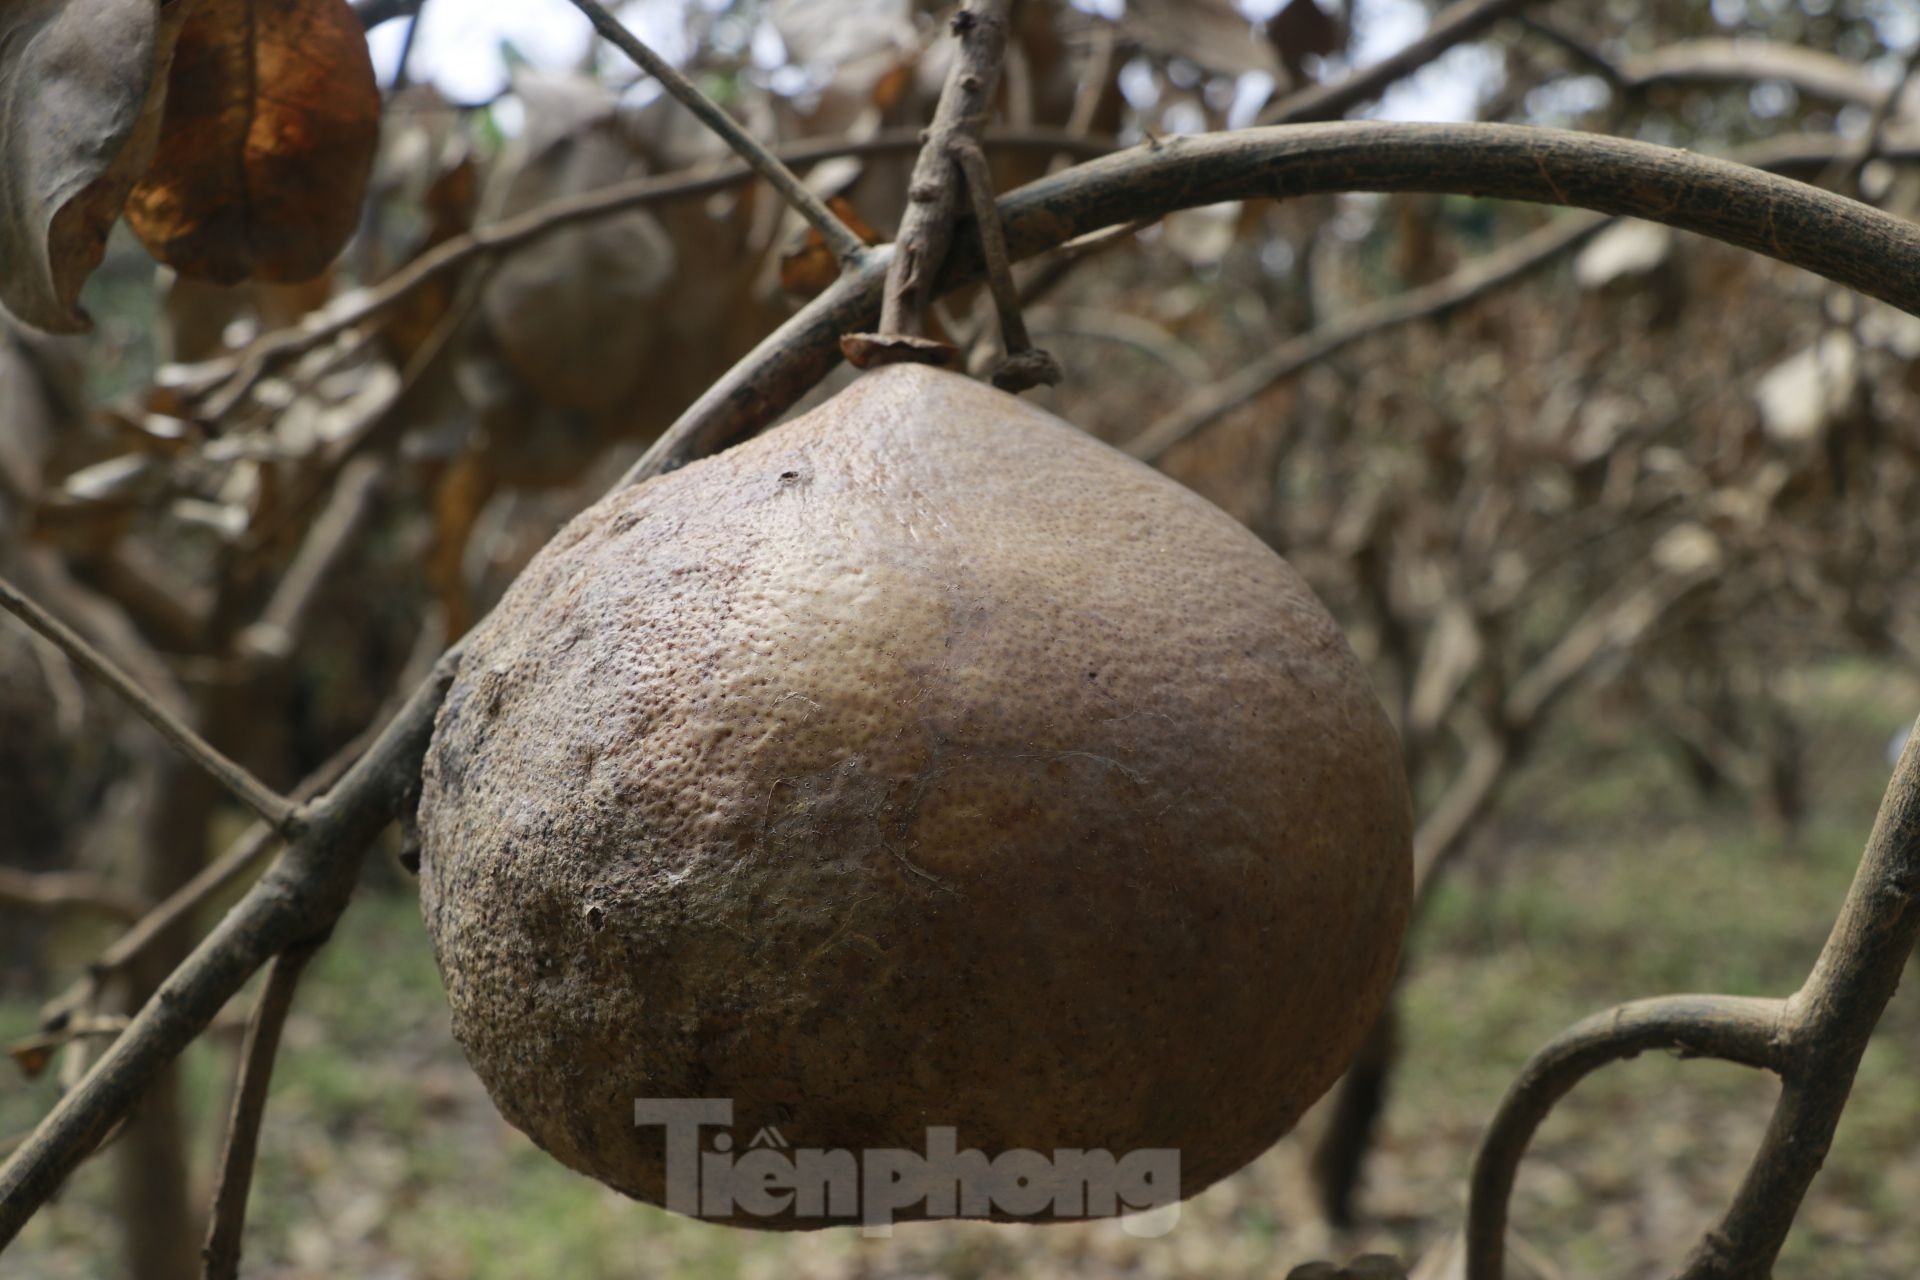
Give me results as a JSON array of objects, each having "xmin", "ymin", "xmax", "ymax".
[
  {"xmin": 949, "ymin": 137, "xmax": 1059, "ymax": 391},
  {"xmin": 387, "ymin": 0, "xmax": 425, "ymax": 93},
  {"xmin": 1829, "ymin": 41, "xmax": 1920, "ymax": 196},
  {"xmin": 1023, "ymin": 306, "xmax": 1209, "ymax": 382},
  {"xmin": 564, "ymin": 0, "xmax": 867, "ymax": 267},
  {"xmin": 38, "ymin": 693, "xmax": 395, "ymax": 1033},
  {"xmin": 1518, "ymin": 17, "xmax": 1626, "ymax": 89},
  {"xmin": 1013, "ymin": 219, "xmax": 1157, "ymax": 312},
  {"xmin": 1125, "ymin": 212, "xmax": 1610, "ymax": 461},
  {"xmin": 238, "ymin": 456, "xmax": 385, "ymax": 661},
  {"xmin": 0, "ymin": 579, "xmax": 296, "ymax": 832},
  {"xmin": 200, "ymin": 941, "xmax": 322, "ymax": 1280},
  {"xmin": 1061, "ymin": 23, "xmax": 1115, "ymax": 152},
  {"xmin": 352, "ymin": 0, "xmax": 417, "ymax": 32},
  {"xmin": 1263, "ymin": 0, "xmax": 1538, "ymax": 125},
  {"xmin": 237, "ymin": 262, "xmax": 487, "ymax": 556},
  {"xmin": 0, "ymin": 871, "xmax": 147, "ymax": 924}
]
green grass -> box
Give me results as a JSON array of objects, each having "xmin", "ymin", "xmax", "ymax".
[{"xmin": 4, "ymin": 661, "xmax": 1918, "ymax": 1277}]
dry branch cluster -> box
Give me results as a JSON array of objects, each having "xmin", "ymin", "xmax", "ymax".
[{"xmin": 1, "ymin": 1, "xmax": 1919, "ymax": 1278}]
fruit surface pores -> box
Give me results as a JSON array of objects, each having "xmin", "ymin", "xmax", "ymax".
[{"xmin": 418, "ymin": 364, "xmax": 1412, "ymax": 1226}]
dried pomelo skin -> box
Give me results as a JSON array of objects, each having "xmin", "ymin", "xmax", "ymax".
[{"xmin": 418, "ymin": 363, "xmax": 1412, "ymax": 1227}]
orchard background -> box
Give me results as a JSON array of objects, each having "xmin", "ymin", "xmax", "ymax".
[{"xmin": 3, "ymin": 0, "xmax": 1920, "ymax": 1276}]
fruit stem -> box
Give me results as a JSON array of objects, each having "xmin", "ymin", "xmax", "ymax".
[{"xmin": 842, "ymin": 2, "xmax": 1015, "ymax": 370}]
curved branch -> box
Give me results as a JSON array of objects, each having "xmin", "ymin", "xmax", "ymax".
[
  {"xmin": 623, "ymin": 121, "xmax": 1920, "ymax": 484},
  {"xmin": 1675, "ymin": 718, "xmax": 1920, "ymax": 1279},
  {"xmin": 1627, "ymin": 39, "xmax": 1884, "ymax": 107},
  {"xmin": 1741, "ymin": 124, "xmax": 1920, "ymax": 178},
  {"xmin": 1464, "ymin": 995, "xmax": 1790, "ymax": 1280}
]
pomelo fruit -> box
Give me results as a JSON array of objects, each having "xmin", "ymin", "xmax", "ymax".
[{"xmin": 418, "ymin": 363, "xmax": 1411, "ymax": 1226}]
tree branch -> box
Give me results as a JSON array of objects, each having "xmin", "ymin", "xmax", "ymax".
[
  {"xmin": 624, "ymin": 121, "xmax": 1920, "ymax": 487},
  {"xmin": 0, "ymin": 654, "xmax": 455, "ymax": 1241},
  {"xmin": 352, "ymin": 0, "xmax": 417, "ymax": 32},
  {"xmin": 1465, "ymin": 995, "xmax": 1790, "ymax": 1280},
  {"xmin": 564, "ymin": 0, "xmax": 868, "ymax": 267},
  {"xmin": 1464, "ymin": 715, "xmax": 1920, "ymax": 1278},
  {"xmin": 949, "ymin": 137, "xmax": 1059, "ymax": 391},
  {"xmin": 0, "ymin": 871, "xmax": 147, "ymax": 925},
  {"xmin": 1674, "ymin": 717, "xmax": 1920, "ymax": 1279},
  {"xmin": 237, "ymin": 456, "xmax": 384, "ymax": 662},
  {"xmin": 200, "ymin": 941, "xmax": 320, "ymax": 1280},
  {"xmin": 1263, "ymin": 0, "xmax": 1540, "ymax": 125},
  {"xmin": 37, "ymin": 679, "xmax": 407, "ymax": 1033},
  {"xmin": 1125, "ymin": 212, "xmax": 1610, "ymax": 461},
  {"xmin": 1828, "ymin": 40, "xmax": 1920, "ymax": 195},
  {"xmin": 181, "ymin": 129, "xmax": 1111, "ymax": 418},
  {"xmin": 0, "ymin": 578, "xmax": 296, "ymax": 832},
  {"xmin": 1127, "ymin": 115, "xmax": 1920, "ymax": 463},
  {"xmin": 1626, "ymin": 38, "xmax": 1884, "ymax": 107}
]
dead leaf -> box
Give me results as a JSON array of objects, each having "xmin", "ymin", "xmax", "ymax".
[
  {"xmin": 1574, "ymin": 219, "xmax": 1672, "ymax": 289},
  {"xmin": 871, "ymin": 59, "xmax": 917, "ymax": 113},
  {"xmin": 1755, "ymin": 333, "xmax": 1858, "ymax": 444},
  {"xmin": 125, "ymin": 0, "xmax": 380, "ymax": 285},
  {"xmin": 1268, "ymin": 0, "xmax": 1343, "ymax": 82},
  {"xmin": 779, "ymin": 197, "xmax": 882, "ymax": 298},
  {"xmin": 0, "ymin": 0, "xmax": 185, "ymax": 332},
  {"xmin": 8, "ymin": 1035, "xmax": 55, "ymax": 1080},
  {"xmin": 1125, "ymin": 0, "xmax": 1279, "ymax": 77},
  {"xmin": 770, "ymin": 0, "xmax": 918, "ymax": 134},
  {"xmin": 771, "ymin": 0, "xmax": 916, "ymax": 82}
]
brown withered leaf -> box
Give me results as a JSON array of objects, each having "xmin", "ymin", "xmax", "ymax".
[
  {"xmin": 0, "ymin": 0, "xmax": 187, "ymax": 333},
  {"xmin": 125, "ymin": 0, "xmax": 380, "ymax": 285},
  {"xmin": 778, "ymin": 198, "xmax": 882, "ymax": 299},
  {"xmin": 7, "ymin": 1034, "xmax": 56, "ymax": 1080},
  {"xmin": 1267, "ymin": 0, "xmax": 1343, "ymax": 83},
  {"xmin": 870, "ymin": 59, "xmax": 916, "ymax": 113},
  {"xmin": 1125, "ymin": 0, "xmax": 1278, "ymax": 77}
]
